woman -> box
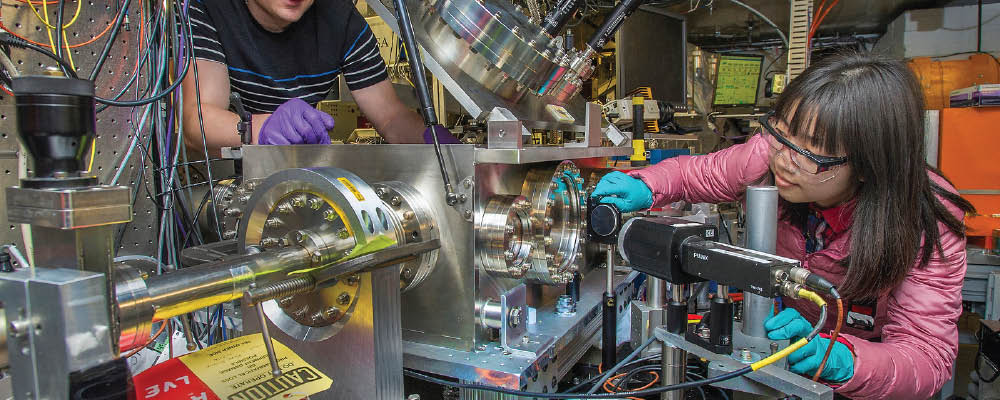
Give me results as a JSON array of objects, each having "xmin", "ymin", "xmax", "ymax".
[{"xmin": 593, "ymin": 51, "xmax": 974, "ymax": 398}]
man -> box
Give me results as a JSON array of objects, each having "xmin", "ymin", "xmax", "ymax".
[{"xmin": 181, "ymin": 0, "xmax": 453, "ymax": 152}]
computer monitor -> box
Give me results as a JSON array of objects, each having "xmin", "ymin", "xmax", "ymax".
[
  {"xmin": 615, "ymin": 6, "xmax": 686, "ymax": 105},
  {"xmin": 712, "ymin": 54, "xmax": 764, "ymax": 107}
]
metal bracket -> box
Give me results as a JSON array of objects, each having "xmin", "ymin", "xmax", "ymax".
[
  {"xmin": 499, "ymin": 285, "xmax": 555, "ymax": 358},
  {"xmin": 0, "ymin": 268, "xmax": 116, "ymax": 400},
  {"xmin": 5, "ymin": 185, "xmax": 131, "ymax": 229},
  {"xmin": 655, "ymin": 328, "xmax": 833, "ymax": 400},
  {"xmin": 566, "ymin": 102, "xmax": 603, "ymax": 148},
  {"xmin": 455, "ymin": 176, "xmax": 475, "ymax": 222},
  {"xmin": 487, "ymin": 120, "xmax": 526, "ymax": 149}
]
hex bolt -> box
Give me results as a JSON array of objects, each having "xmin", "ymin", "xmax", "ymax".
[
  {"xmin": 264, "ymin": 218, "xmax": 282, "ymax": 229},
  {"xmin": 337, "ymin": 292, "xmax": 352, "ymax": 305},
  {"xmin": 294, "ymin": 231, "xmax": 309, "ymax": 244},
  {"xmin": 318, "ymin": 210, "xmax": 335, "ymax": 222},
  {"xmin": 278, "ymin": 296, "xmax": 294, "ymax": 307},
  {"xmin": 238, "ymin": 194, "xmax": 251, "ymax": 204},
  {"xmin": 277, "ymin": 203, "xmax": 294, "ymax": 214},
  {"xmin": 323, "ymin": 307, "xmax": 341, "ymax": 320},
  {"xmin": 739, "ymin": 348, "xmax": 753, "ymax": 362},
  {"xmin": 346, "ymin": 274, "xmax": 360, "ymax": 286},
  {"xmin": 224, "ymin": 207, "xmax": 242, "ymax": 218},
  {"xmin": 464, "ymin": 210, "xmax": 473, "ymax": 219},
  {"xmin": 260, "ymin": 238, "xmax": 280, "ymax": 248},
  {"xmin": 310, "ymin": 312, "xmax": 326, "ymax": 324},
  {"xmin": 403, "ymin": 211, "xmax": 416, "ymax": 220},
  {"xmin": 337, "ymin": 229, "xmax": 351, "ymax": 239},
  {"xmin": 8, "ymin": 319, "xmax": 30, "ymax": 339},
  {"xmin": 508, "ymin": 307, "xmax": 522, "ymax": 328},
  {"xmin": 375, "ymin": 187, "xmax": 389, "ymax": 199},
  {"xmin": 222, "ymin": 230, "xmax": 237, "ymax": 240},
  {"xmin": 390, "ymin": 196, "xmax": 403, "ymax": 207},
  {"xmin": 292, "ymin": 195, "xmax": 307, "ymax": 207},
  {"xmin": 308, "ymin": 197, "xmax": 324, "ymax": 210},
  {"xmin": 459, "ymin": 194, "xmax": 468, "ymax": 203}
]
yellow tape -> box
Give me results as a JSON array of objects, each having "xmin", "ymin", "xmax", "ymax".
[
  {"xmin": 632, "ymin": 96, "xmax": 645, "ymax": 106},
  {"xmin": 337, "ymin": 177, "xmax": 365, "ymax": 201},
  {"xmin": 630, "ymin": 139, "xmax": 646, "ymax": 161},
  {"xmin": 797, "ymin": 288, "xmax": 827, "ymax": 307}
]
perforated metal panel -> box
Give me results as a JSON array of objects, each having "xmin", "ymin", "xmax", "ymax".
[{"xmin": 0, "ymin": 0, "xmax": 157, "ymax": 256}]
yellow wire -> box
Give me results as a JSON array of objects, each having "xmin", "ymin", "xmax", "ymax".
[
  {"xmin": 86, "ymin": 137, "xmax": 96, "ymax": 172},
  {"xmin": 62, "ymin": 30, "xmax": 75, "ymax": 70},
  {"xmin": 751, "ymin": 338, "xmax": 808, "ymax": 371},
  {"xmin": 749, "ymin": 288, "xmax": 827, "ymax": 371},
  {"xmin": 28, "ymin": 0, "xmax": 82, "ymax": 30},
  {"xmin": 34, "ymin": 0, "xmax": 81, "ymax": 71}
]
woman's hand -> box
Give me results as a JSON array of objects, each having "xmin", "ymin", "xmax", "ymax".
[
  {"xmin": 591, "ymin": 171, "xmax": 653, "ymax": 212},
  {"xmin": 765, "ymin": 308, "xmax": 854, "ymax": 383}
]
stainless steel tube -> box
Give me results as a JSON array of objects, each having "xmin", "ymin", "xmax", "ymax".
[
  {"xmin": 742, "ymin": 186, "xmax": 779, "ymax": 338},
  {"xmin": 145, "ymin": 247, "xmax": 311, "ymax": 322},
  {"xmin": 606, "ymin": 244, "xmax": 615, "ymax": 294},
  {"xmin": 648, "ymin": 277, "xmax": 665, "ymax": 309},
  {"xmin": 670, "ymin": 283, "xmax": 685, "ymax": 303},
  {"xmin": 140, "ymin": 235, "xmax": 356, "ymax": 323},
  {"xmin": 660, "ymin": 344, "xmax": 686, "ymax": 400}
]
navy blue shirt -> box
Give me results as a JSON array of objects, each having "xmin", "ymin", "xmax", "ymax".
[{"xmin": 189, "ymin": 0, "xmax": 388, "ymax": 113}]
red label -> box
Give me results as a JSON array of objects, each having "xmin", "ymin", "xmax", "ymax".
[{"xmin": 133, "ymin": 358, "xmax": 220, "ymax": 400}]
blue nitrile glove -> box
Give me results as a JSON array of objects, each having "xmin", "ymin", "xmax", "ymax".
[
  {"xmin": 787, "ymin": 336, "xmax": 854, "ymax": 383},
  {"xmin": 258, "ymin": 98, "xmax": 334, "ymax": 145},
  {"xmin": 423, "ymin": 125, "xmax": 462, "ymax": 144},
  {"xmin": 764, "ymin": 308, "xmax": 812, "ymax": 341},
  {"xmin": 591, "ymin": 171, "xmax": 653, "ymax": 212}
]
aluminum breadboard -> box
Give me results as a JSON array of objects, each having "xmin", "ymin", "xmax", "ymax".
[{"xmin": 0, "ymin": 0, "xmax": 156, "ymax": 257}]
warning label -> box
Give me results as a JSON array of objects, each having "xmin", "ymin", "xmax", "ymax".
[{"xmin": 133, "ymin": 334, "xmax": 332, "ymax": 400}]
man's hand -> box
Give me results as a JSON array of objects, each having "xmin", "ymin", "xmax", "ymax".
[{"xmin": 258, "ymin": 99, "xmax": 335, "ymax": 145}]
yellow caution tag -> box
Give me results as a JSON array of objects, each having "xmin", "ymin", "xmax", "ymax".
[
  {"xmin": 630, "ymin": 139, "xmax": 647, "ymax": 161},
  {"xmin": 176, "ymin": 334, "xmax": 332, "ymax": 400},
  {"xmin": 337, "ymin": 177, "xmax": 365, "ymax": 201}
]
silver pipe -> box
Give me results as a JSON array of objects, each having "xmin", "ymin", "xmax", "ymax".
[
  {"xmin": 670, "ymin": 283, "xmax": 685, "ymax": 303},
  {"xmin": 606, "ymin": 244, "xmax": 615, "ymax": 294},
  {"xmin": 648, "ymin": 277, "xmax": 665, "ymax": 309},
  {"xmin": 140, "ymin": 235, "xmax": 356, "ymax": 324},
  {"xmin": 742, "ymin": 186, "xmax": 779, "ymax": 338},
  {"xmin": 661, "ymin": 344, "xmax": 686, "ymax": 400}
]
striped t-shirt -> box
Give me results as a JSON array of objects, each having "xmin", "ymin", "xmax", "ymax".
[{"xmin": 189, "ymin": 0, "xmax": 389, "ymax": 114}]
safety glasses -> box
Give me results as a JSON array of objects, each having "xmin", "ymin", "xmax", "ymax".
[{"xmin": 758, "ymin": 112, "xmax": 848, "ymax": 175}]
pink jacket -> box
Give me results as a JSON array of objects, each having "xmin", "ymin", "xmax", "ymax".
[{"xmin": 630, "ymin": 134, "xmax": 968, "ymax": 399}]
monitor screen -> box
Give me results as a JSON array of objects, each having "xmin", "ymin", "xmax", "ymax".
[
  {"xmin": 713, "ymin": 54, "xmax": 764, "ymax": 107},
  {"xmin": 616, "ymin": 7, "xmax": 686, "ymax": 105}
]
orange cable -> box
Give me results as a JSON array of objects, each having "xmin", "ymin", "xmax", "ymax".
[
  {"xmin": 603, "ymin": 371, "xmax": 660, "ymax": 400},
  {"xmin": 122, "ymin": 320, "xmax": 168, "ymax": 359},
  {"xmin": 812, "ymin": 297, "xmax": 844, "ymax": 381}
]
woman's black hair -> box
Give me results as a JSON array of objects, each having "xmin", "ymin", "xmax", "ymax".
[{"xmin": 773, "ymin": 50, "xmax": 975, "ymax": 301}]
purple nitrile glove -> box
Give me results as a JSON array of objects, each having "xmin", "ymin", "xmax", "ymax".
[
  {"xmin": 258, "ymin": 98, "xmax": 334, "ymax": 145},
  {"xmin": 423, "ymin": 125, "xmax": 461, "ymax": 144}
]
